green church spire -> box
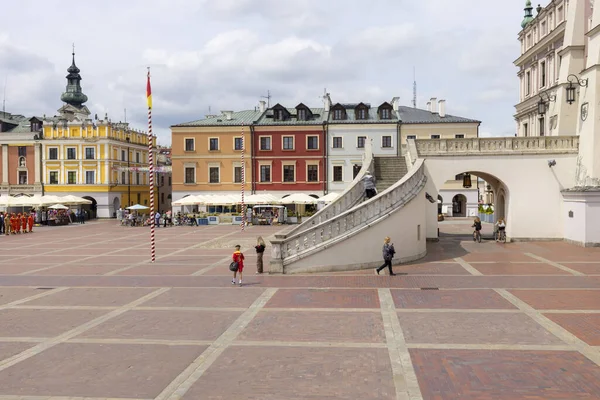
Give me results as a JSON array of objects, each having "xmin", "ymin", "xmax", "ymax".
[
  {"xmin": 521, "ymin": 0, "xmax": 534, "ymax": 29},
  {"xmin": 60, "ymin": 45, "xmax": 88, "ymax": 108}
]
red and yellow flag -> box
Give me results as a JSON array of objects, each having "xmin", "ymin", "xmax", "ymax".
[{"xmin": 146, "ymin": 70, "xmax": 152, "ymax": 109}]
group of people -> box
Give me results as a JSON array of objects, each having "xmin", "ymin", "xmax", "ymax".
[
  {"xmin": 229, "ymin": 236, "xmax": 266, "ymax": 287},
  {"xmin": 0, "ymin": 211, "xmax": 35, "ymax": 235}
]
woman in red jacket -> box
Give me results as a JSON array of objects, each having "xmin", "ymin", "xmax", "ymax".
[{"xmin": 232, "ymin": 245, "xmax": 245, "ymax": 287}]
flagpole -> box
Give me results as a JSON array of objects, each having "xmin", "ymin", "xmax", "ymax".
[
  {"xmin": 241, "ymin": 123, "xmax": 245, "ymax": 231},
  {"xmin": 147, "ymin": 67, "xmax": 156, "ymax": 262}
]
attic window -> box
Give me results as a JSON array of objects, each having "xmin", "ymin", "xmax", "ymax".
[
  {"xmin": 381, "ymin": 109, "xmax": 391, "ymax": 119},
  {"xmin": 357, "ymin": 108, "xmax": 367, "ymax": 120},
  {"xmin": 298, "ymin": 108, "xmax": 307, "ymax": 121},
  {"xmin": 333, "ymin": 109, "xmax": 344, "ymax": 120},
  {"xmin": 275, "ymin": 109, "xmax": 286, "ymax": 121}
]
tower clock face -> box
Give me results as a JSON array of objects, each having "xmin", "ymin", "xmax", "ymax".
[{"xmin": 581, "ymin": 103, "xmax": 589, "ymax": 121}]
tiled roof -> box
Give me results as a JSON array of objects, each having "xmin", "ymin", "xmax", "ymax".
[
  {"xmin": 172, "ymin": 110, "xmax": 264, "ymax": 127},
  {"xmin": 0, "ymin": 112, "xmax": 39, "ymax": 135},
  {"xmin": 397, "ymin": 106, "xmax": 480, "ymax": 124},
  {"xmin": 329, "ymin": 107, "xmax": 398, "ymax": 124},
  {"xmin": 255, "ymin": 108, "xmax": 326, "ymax": 126}
]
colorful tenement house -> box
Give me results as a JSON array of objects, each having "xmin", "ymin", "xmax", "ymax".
[
  {"xmin": 252, "ymin": 103, "xmax": 326, "ymax": 196},
  {"xmin": 170, "ymin": 109, "xmax": 262, "ymax": 203},
  {"xmin": 0, "ymin": 112, "xmax": 44, "ymax": 197},
  {"xmin": 41, "ymin": 51, "xmax": 151, "ymax": 218}
]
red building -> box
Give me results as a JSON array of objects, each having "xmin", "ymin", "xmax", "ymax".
[{"xmin": 252, "ymin": 103, "xmax": 326, "ymax": 196}]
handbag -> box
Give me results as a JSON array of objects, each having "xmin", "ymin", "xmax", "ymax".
[{"xmin": 229, "ymin": 261, "xmax": 239, "ymax": 272}]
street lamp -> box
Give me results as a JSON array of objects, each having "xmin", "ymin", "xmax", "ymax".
[
  {"xmin": 537, "ymin": 90, "xmax": 556, "ymax": 116},
  {"xmin": 566, "ymin": 74, "xmax": 588, "ymax": 105},
  {"xmin": 126, "ymin": 135, "xmax": 131, "ymax": 207}
]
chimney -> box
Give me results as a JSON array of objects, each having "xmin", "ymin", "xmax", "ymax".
[
  {"xmin": 426, "ymin": 101, "xmax": 431, "ymax": 111},
  {"xmin": 259, "ymin": 101, "xmax": 266, "ymax": 112},
  {"xmin": 323, "ymin": 93, "xmax": 332, "ymax": 112},
  {"xmin": 391, "ymin": 96, "xmax": 400, "ymax": 112},
  {"xmin": 438, "ymin": 100, "xmax": 446, "ymax": 118},
  {"xmin": 221, "ymin": 110, "xmax": 233, "ymax": 120},
  {"xmin": 430, "ymin": 97, "xmax": 437, "ymax": 113}
]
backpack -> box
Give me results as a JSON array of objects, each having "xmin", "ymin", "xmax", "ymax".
[{"xmin": 229, "ymin": 261, "xmax": 239, "ymax": 272}]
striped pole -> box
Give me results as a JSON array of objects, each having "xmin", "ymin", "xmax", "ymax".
[
  {"xmin": 241, "ymin": 123, "xmax": 246, "ymax": 231},
  {"xmin": 146, "ymin": 68, "xmax": 156, "ymax": 262}
]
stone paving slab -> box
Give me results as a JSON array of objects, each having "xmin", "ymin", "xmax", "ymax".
[
  {"xmin": 0, "ymin": 288, "xmax": 44, "ymax": 305},
  {"xmin": 23, "ymin": 288, "xmax": 155, "ymax": 307},
  {"xmin": 563, "ymin": 262, "xmax": 600, "ymax": 274},
  {"xmin": 410, "ymin": 349, "xmax": 600, "ymax": 399},
  {"xmin": 265, "ymin": 288, "xmax": 380, "ymax": 308},
  {"xmin": 0, "ymin": 309, "xmax": 107, "ymax": 337},
  {"xmin": 471, "ymin": 262, "xmax": 570, "ymax": 275},
  {"xmin": 391, "ymin": 289, "xmax": 517, "ymax": 309},
  {"xmin": 182, "ymin": 346, "xmax": 396, "ymax": 400},
  {"xmin": 0, "ymin": 343, "xmax": 206, "ymax": 398},
  {"xmin": 509, "ymin": 289, "xmax": 600, "ymax": 310},
  {"xmin": 0, "ymin": 342, "xmax": 37, "ymax": 363},
  {"xmin": 544, "ymin": 313, "xmax": 600, "ymax": 345},
  {"xmin": 142, "ymin": 287, "xmax": 265, "ymax": 308}
]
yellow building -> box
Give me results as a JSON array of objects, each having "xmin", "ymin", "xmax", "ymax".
[
  {"xmin": 171, "ymin": 110, "xmax": 260, "ymax": 206},
  {"xmin": 41, "ymin": 52, "xmax": 152, "ymax": 218}
]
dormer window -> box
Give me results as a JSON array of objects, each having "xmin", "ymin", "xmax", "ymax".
[
  {"xmin": 298, "ymin": 108, "xmax": 306, "ymax": 121},
  {"xmin": 357, "ymin": 109, "xmax": 367, "ymax": 120},
  {"xmin": 381, "ymin": 109, "xmax": 390, "ymax": 119},
  {"xmin": 333, "ymin": 109, "xmax": 343, "ymax": 120},
  {"xmin": 275, "ymin": 109, "xmax": 285, "ymax": 120}
]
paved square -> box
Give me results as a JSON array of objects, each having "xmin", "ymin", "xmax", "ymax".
[
  {"xmin": 0, "ymin": 221, "xmax": 599, "ymax": 399},
  {"xmin": 410, "ymin": 349, "xmax": 600, "ymax": 399}
]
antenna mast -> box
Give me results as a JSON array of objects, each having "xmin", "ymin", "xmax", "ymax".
[
  {"xmin": 412, "ymin": 67, "xmax": 417, "ymax": 109},
  {"xmin": 261, "ymin": 90, "xmax": 271, "ymax": 108}
]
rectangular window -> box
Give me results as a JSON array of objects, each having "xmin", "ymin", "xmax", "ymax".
[
  {"xmin": 18, "ymin": 171, "xmax": 27, "ymax": 184},
  {"xmin": 455, "ymin": 134, "xmax": 465, "ymax": 138},
  {"xmin": 260, "ymin": 136, "xmax": 271, "ymax": 150},
  {"xmin": 121, "ymin": 150, "xmax": 126, "ymax": 161},
  {"xmin": 382, "ymin": 136, "xmax": 392, "ymax": 148},
  {"xmin": 121, "ymin": 171, "xmax": 126, "ymax": 184},
  {"xmin": 234, "ymin": 137, "xmax": 243, "ymax": 150},
  {"xmin": 357, "ymin": 108, "xmax": 367, "ymax": 119},
  {"xmin": 136, "ymin": 152, "xmax": 140, "ymax": 163},
  {"xmin": 260, "ymin": 165, "xmax": 271, "ymax": 182},
  {"xmin": 333, "ymin": 166, "xmax": 343, "ymax": 182},
  {"xmin": 209, "ymin": 167, "xmax": 219, "ymax": 183},
  {"xmin": 67, "ymin": 171, "xmax": 76, "ymax": 184},
  {"xmin": 381, "ymin": 109, "xmax": 390, "ymax": 119},
  {"xmin": 185, "ymin": 138, "xmax": 195, "ymax": 151},
  {"xmin": 283, "ymin": 165, "xmax": 295, "ymax": 182},
  {"xmin": 526, "ymin": 71, "xmax": 531, "ymax": 95},
  {"xmin": 209, "ymin": 138, "xmax": 219, "ymax": 151},
  {"xmin": 523, "ymin": 123, "xmax": 529, "ymax": 137},
  {"xmin": 18, "ymin": 146, "xmax": 26, "ymax": 157},
  {"xmin": 67, "ymin": 148, "xmax": 76, "ymax": 160},
  {"xmin": 161, "ymin": 192, "xmax": 165, "ymax": 203},
  {"xmin": 333, "ymin": 109, "xmax": 343, "ymax": 120},
  {"xmin": 168, "ymin": 177, "xmax": 172, "ymax": 186},
  {"xmin": 283, "ymin": 136, "xmax": 294, "ymax": 150},
  {"xmin": 85, "ymin": 148, "xmax": 95, "ymax": 160},
  {"xmin": 558, "ymin": 6, "xmax": 563, "ymax": 21},
  {"xmin": 540, "ymin": 61, "xmax": 546, "ymax": 87},
  {"xmin": 357, "ymin": 136, "xmax": 366, "ymax": 148},
  {"xmin": 49, "ymin": 171, "xmax": 58, "ymax": 184},
  {"xmin": 332, "ymin": 137, "xmax": 343, "ymax": 148},
  {"xmin": 298, "ymin": 108, "xmax": 306, "ymax": 121},
  {"xmin": 307, "ymin": 136, "xmax": 318, "ymax": 150},
  {"xmin": 234, "ymin": 166, "xmax": 242, "ymax": 183},
  {"xmin": 185, "ymin": 167, "xmax": 195, "ymax": 184},
  {"xmin": 85, "ymin": 171, "xmax": 95, "ymax": 184},
  {"xmin": 136, "ymin": 172, "xmax": 140, "ymax": 185},
  {"xmin": 49, "ymin": 148, "xmax": 58, "ymax": 160},
  {"xmin": 539, "ymin": 117, "xmax": 545, "ymax": 136},
  {"xmin": 431, "ymin": 134, "xmax": 441, "ymax": 139},
  {"xmin": 307, "ymin": 165, "xmax": 318, "ymax": 182},
  {"xmin": 541, "ymin": 21, "xmax": 546, "ymax": 35}
]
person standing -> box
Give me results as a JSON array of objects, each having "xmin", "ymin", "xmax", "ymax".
[
  {"xmin": 375, "ymin": 236, "xmax": 396, "ymax": 276},
  {"xmin": 255, "ymin": 236, "xmax": 266, "ymax": 274},
  {"xmin": 27, "ymin": 212, "xmax": 34, "ymax": 233},
  {"xmin": 362, "ymin": 171, "xmax": 377, "ymax": 199},
  {"xmin": 232, "ymin": 244, "xmax": 245, "ymax": 286},
  {"xmin": 4, "ymin": 212, "xmax": 10, "ymax": 235},
  {"xmin": 21, "ymin": 213, "xmax": 27, "ymax": 233},
  {"xmin": 154, "ymin": 211, "xmax": 161, "ymax": 228},
  {"xmin": 0, "ymin": 212, "xmax": 4, "ymax": 235}
]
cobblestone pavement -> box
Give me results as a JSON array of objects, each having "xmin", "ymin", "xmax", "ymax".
[{"xmin": 0, "ymin": 221, "xmax": 599, "ymax": 399}]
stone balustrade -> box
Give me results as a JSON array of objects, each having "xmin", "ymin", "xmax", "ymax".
[
  {"xmin": 285, "ymin": 138, "xmax": 375, "ymax": 236},
  {"xmin": 414, "ymin": 136, "xmax": 579, "ymax": 156},
  {"xmin": 269, "ymin": 159, "xmax": 426, "ymax": 273}
]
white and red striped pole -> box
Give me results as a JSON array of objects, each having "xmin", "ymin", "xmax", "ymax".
[
  {"xmin": 147, "ymin": 68, "xmax": 156, "ymax": 262},
  {"xmin": 241, "ymin": 123, "xmax": 246, "ymax": 231}
]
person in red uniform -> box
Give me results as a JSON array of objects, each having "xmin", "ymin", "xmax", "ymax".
[
  {"xmin": 15, "ymin": 213, "xmax": 21, "ymax": 234},
  {"xmin": 21, "ymin": 213, "xmax": 27, "ymax": 234},
  {"xmin": 27, "ymin": 212, "xmax": 34, "ymax": 233},
  {"xmin": 231, "ymin": 244, "xmax": 245, "ymax": 287},
  {"xmin": 10, "ymin": 213, "xmax": 16, "ymax": 234}
]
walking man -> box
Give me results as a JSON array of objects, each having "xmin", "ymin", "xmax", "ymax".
[{"xmin": 362, "ymin": 171, "xmax": 377, "ymax": 199}]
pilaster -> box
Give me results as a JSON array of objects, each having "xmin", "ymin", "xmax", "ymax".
[
  {"xmin": 34, "ymin": 143, "xmax": 41, "ymax": 184},
  {"xmin": 1, "ymin": 144, "xmax": 8, "ymax": 184}
]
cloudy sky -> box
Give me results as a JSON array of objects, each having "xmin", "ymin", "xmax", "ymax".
[{"xmin": 1, "ymin": 0, "xmax": 528, "ymax": 144}]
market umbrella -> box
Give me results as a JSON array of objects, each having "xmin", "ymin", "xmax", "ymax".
[
  {"xmin": 60, "ymin": 195, "xmax": 92, "ymax": 205},
  {"xmin": 244, "ymin": 193, "xmax": 279, "ymax": 204},
  {"xmin": 127, "ymin": 204, "xmax": 149, "ymax": 210},
  {"xmin": 38, "ymin": 195, "xmax": 64, "ymax": 206},
  {"xmin": 277, "ymin": 193, "xmax": 319, "ymax": 204},
  {"xmin": 318, "ymin": 192, "xmax": 340, "ymax": 203},
  {"xmin": 48, "ymin": 204, "xmax": 69, "ymax": 210}
]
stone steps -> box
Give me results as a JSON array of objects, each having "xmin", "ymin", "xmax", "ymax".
[{"xmin": 374, "ymin": 156, "xmax": 409, "ymax": 192}]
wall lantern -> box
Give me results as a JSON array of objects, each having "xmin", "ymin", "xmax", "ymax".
[
  {"xmin": 462, "ymin": 173, "xmax": 472, "ymax": 188},
  {"xmin": 566, "ymin": 74, "xmax": 588, "ymax": 105},
  {"xmin": 537, "ymin": 90, "xmax": 556, "ymax": 116}
]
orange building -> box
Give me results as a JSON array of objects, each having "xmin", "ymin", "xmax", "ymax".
[{"xmin": 171, "ymin": 110, "xmax": 263, "ymax": 205}]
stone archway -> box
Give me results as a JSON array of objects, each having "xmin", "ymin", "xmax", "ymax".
[
  {"xmin": 451, "ymin": 194, "xmax": 467, "ymax": 217},
  {"xmin": 82, "ymin": 196, "xmax": 97, "ymax": 219},
  {"xmin": 496, "ymin": 190, "xmax": 506, "ymax": 221},
  {"xmin": 437, "ymin": 194, "xmax": 443, "ymax": 214},
  {"xmin": 112, "ymin": 197, "xmax": 121, "ymax": 218}
]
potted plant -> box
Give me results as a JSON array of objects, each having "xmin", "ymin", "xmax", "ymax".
[{"xmin": 287, "ymin": 209, "xmax": 298, "ymax": 224}]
